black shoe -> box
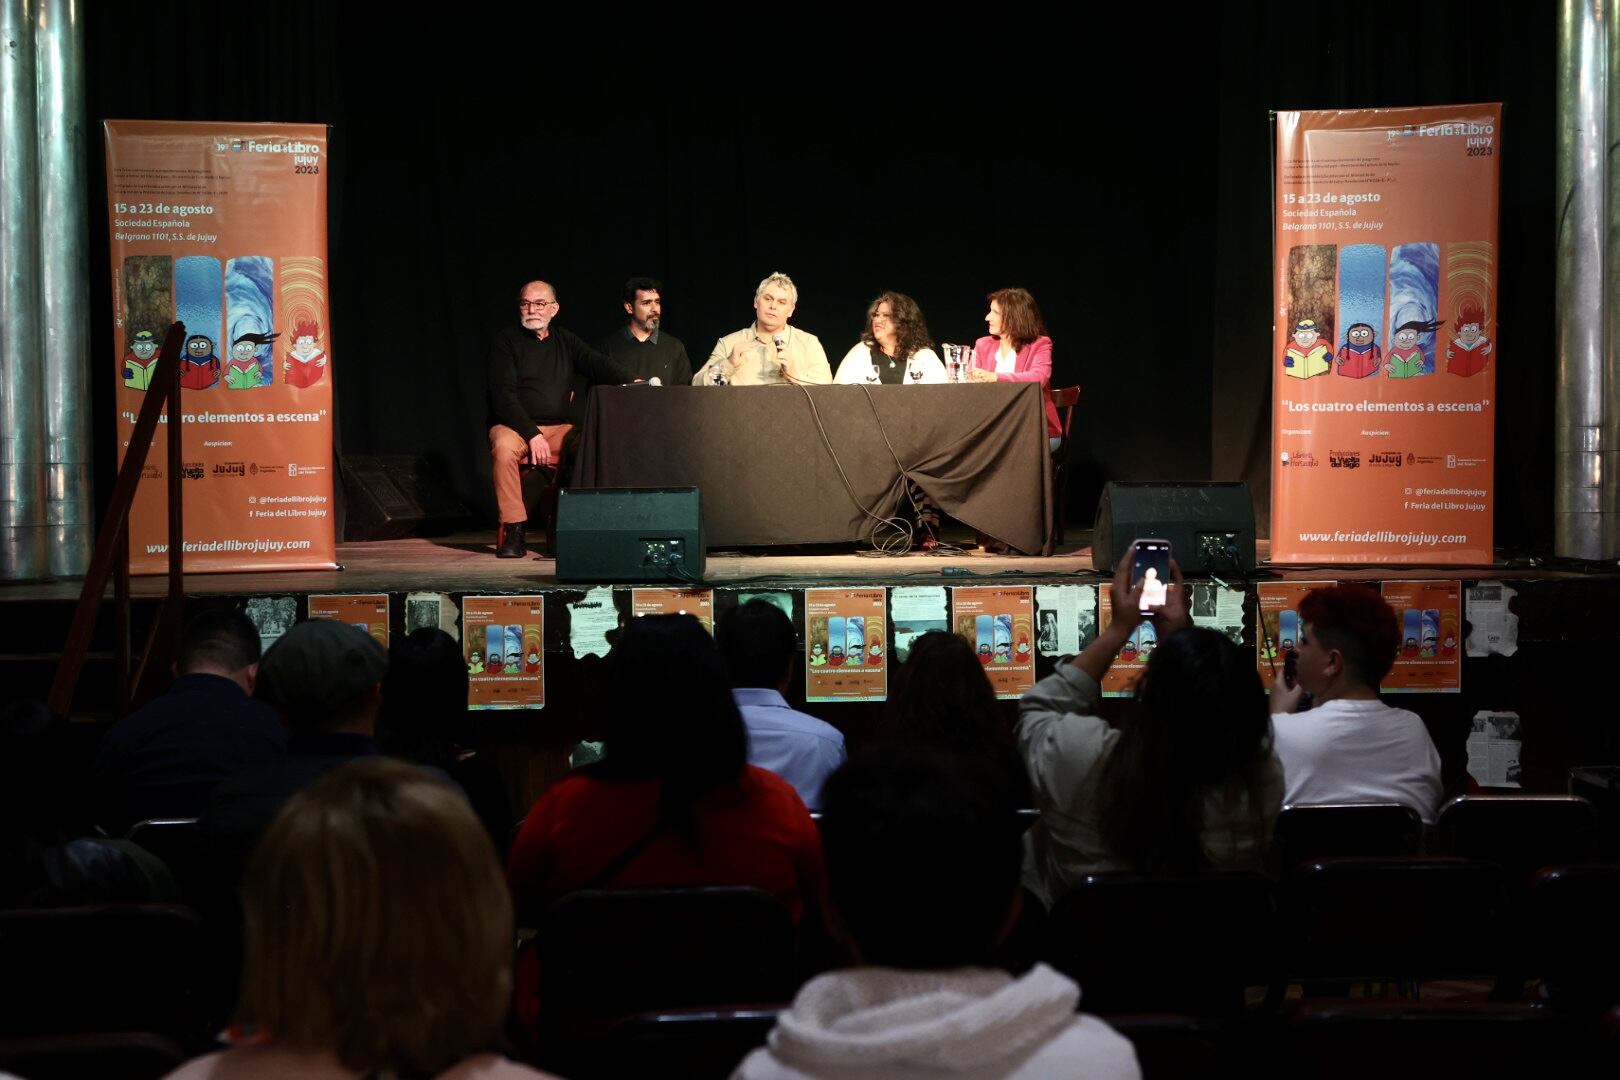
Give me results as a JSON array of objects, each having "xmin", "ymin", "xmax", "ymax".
[{"xmin": 496, "ymin": 521, "xmax": 528, "ymax": 558}]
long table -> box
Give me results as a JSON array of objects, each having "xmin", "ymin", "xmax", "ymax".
[{"xmin": 570, "ymin": 383, "xmax": 1053, "ymax": 554}]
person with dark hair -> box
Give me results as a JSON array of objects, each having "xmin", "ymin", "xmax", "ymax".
[
  {"xmin": 833, "ymin": 291, "xmax": 946, "ymax": 385},
  {"xmin": 1019, "ymin": 553, "xmax": 1282, "ymax": 904},
  {"xmin": 506, "ymin": 615, "xmax": 822, "ymax": 1036},
  {"xmin": 596, "ymin": 275, "xmax": 692, "ymax": 386},
  {"xmin": 717, "ymin": 600, "xmax": 846, "ymax": 810},
  {"xmin": 6, "ymin": 700, "xmax": 178, "ymax": 907},
  {"xmin": 882, "ymin": 630, "xmax": 1031, "ymax": 809},
  {"xmin": 168, "ymin": 760, "xmax": 555, "ymax": 1080},
  {"xmin": 91, "ymin": 607, "xmax": 285, "ymax": 835},
  {"xmin": 1271, "ymin": 584, "xmax": 1443, "ymax": 822},
  {"xmin": 193, "ymin": 620, "xmax": 390, "ymax": 906},
  {"xmin": 968, "ymin": 287, "xmax": 1061, "ymax": 446},
  {"xmin": 736, "ymin": 745, "xmax": 1139, "ymax": 1079},
  {"xmin": 487, "ymin": 278, "xmax": 637, "ymax": 558},
  {"xmin": 378, "ymin": 628, "xmax": 513, "ymax": 852}
]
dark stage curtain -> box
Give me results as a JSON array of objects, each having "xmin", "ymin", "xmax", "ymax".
[{"xmin": 83, "ymin": 1, "xmax": 1552, "ymax": 548}]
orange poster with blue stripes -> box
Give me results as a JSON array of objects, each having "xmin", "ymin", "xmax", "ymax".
[
  {"xmin": 1271, "ymin": 105, "xmax": 1499, "ymax": 564},
  {"xmin": 105, "ymin": 120, "xmax": 336, "ymax": 572}
]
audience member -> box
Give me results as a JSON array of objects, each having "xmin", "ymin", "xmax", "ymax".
[
  {"xmin": 165, "ymin": 758, "xmax": 554, "ymax": 1079},
  {"xmin": 2, "ymin": 699, "xmax": 177, "ymax": 907},
  {"xmin": 507, "ymin": 615, "xmax": 822, "ymax": 1036},
  {"xmin": 379, "ymin": 628, "xmax": 513, "ymax": 851},
  {"xmin": 92, "ymin": 609, "xmax": 285, "ymax": 835},
  {"xmin": 736, "ymin": 745, "xmax": 1140, "ymax": 1079},
  {"xmin": 716, "ymin": 599, "xmax": 846, "ymax": 810},
  {"xmin": 882, "ymin": 630, "xmax": 1031, "ymax": 809},
  {"xmin": 192, "ymin": 619, "xmax": 389, "ymax": 911},
  {"xmin": 1270, "ymin": 584, "xmax": 1444, "ymax": 822},
  {"xmin": 1019, "ymin": 553, "xmax": 1282, "ymax": 904}
]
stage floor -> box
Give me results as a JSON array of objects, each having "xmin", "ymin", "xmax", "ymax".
[{"xmin": 0, "ymin": 527, "xmax": 1601, "ymax": 603}]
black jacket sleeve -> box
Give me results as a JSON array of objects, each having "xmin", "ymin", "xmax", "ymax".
[
  {"xmin": 557, "ymin": 325, "xmax": 635, "ymax": 386},
  {"xmin": 486, "ymin": 329, "xmax": 540, "ymax": 442}
]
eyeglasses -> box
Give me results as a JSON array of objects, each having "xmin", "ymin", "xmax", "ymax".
[{"xmin": 519, "ymin": 299, "xmax": 558, "ymax": 310}]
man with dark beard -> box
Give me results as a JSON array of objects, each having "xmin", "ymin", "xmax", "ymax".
[{"xmin": 596, "ymin": 276, "xmax": 692, "ymax": 386}]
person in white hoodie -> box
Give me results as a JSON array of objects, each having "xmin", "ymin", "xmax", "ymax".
[{"xmin": 734, "ymin": 745, "xmax": 1140, "ymax": 1080}]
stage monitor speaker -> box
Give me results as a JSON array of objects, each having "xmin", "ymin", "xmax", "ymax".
[
  {"xmin": 555, "ymin": 487, "xmax": 705, "ymax": 583},
  {"xmin": 1092, "ymin": 482, "xmax": 1256, "ymax": 577},
  {"xmin": 341, "ymin": 455, "xmax": 470, "ymax": 541}
]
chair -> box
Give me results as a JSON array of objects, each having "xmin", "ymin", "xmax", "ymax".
[
  {"xmin": 1283, "ymin": 857, "xmax": 1506, "ymax": 990},
  {"xmin": 1272, "ymin": 803, "xmax": 1424, "ymax": 873},
  {"xmin": 0, "ymin": 905, "xmax": 209, "ymax": 1048},
  {"xmin": 520, "ymin": 460, "xmax": 564, "ymax": 555},
  {"xmin": 1048, "ymin": 385, "xmax": 1081, "ymax": 547},
  {"xmin": 1281, "ymin": 1002, "xmax": 1584, "ymax": 1078},
  {"xmin": 1044, "ymin": 872, "xmax": 1283, "ymax": 1018},
  {"xmin": 1108, "ymin": 1014, "xmax": 1229, "ymax": 1078},
  {"xmin": 1434, "ymin": 794, "xmax": 1598, "ymax": 885},
  {"xmin": 537, "ymin": 886, "xmax": 797, "ymax": 1018},
  {"xmin": 534, "ymin": 887, "xmax": 798, "ymax": 1074},
  {"xmin": 594, "ymin": 1007, "xmax": 780, "ymax": 1080},
  {"xmin": 0, "ymin": 1031, "xmax": 188, "ymax": 1080},
  {"xmin": 124, "ymin": 818, "xmax": 200, "ymax": 892},
  {"xmin": 1517, "ymin": 863, "xmax": 1620, "ymax": 1016}
]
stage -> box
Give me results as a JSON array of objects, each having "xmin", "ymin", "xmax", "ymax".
[{"xmin": 0, "ymin": 528, "xmax": 1601, "ymax": 604}]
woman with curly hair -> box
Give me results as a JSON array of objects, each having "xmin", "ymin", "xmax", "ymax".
[{"xmin": 834, "ymin": 291, "xmax": 947, "ymax": 385}]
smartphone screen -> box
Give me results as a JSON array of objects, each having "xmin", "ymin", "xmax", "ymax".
[{"xmin": 1131, "ymin": 539, "xmax": 1172, "ymax": 613}]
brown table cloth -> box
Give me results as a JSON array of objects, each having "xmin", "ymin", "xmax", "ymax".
[{"xmin": 570, "ymin": 384, "xmax": 1052, "ymax": 554}]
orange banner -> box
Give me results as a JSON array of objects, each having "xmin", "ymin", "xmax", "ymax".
[
  {"xmin": 307, "ymin": 594, "xmax": 389, "ymax": 650},
  {"xmin": 105, "ymin": 120, "xmax": 336, "ymax": 573},
  {"xmin": 1271, "ymin": 105, "xmax": 1499, "ymax": 564},
  {"xmin": 1380, "ymin": 580, "xmax": 1462, "ymax": 693},
  {"xmin": 951, "ymin": 586, "xmax": 1035, "ymax": 700},
  {"xmin": 805, "ymin": 588, "xmax": 887, "ymax": 702},
  {"xmin": 463, "ymin": 596, "xmax": 544, "ymax": 710}
]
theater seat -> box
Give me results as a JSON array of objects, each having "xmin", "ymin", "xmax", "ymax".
[
  {"xmin": 529, "ymin": 886, "xmax": 799, "ymax": 1073},
  {"xmin": 1283, "ymin": 857, "xmax": 1506, "ymax": 991},
  {"xmin": 1044, "ymin": 872, "xmax": 1283, "ymax": 1018},
  {"xmin": 0, "ymin": 1031, "xmax": 189, "ymax": 1080},
  {"xmin": 1518, "ymin": 863, "xmax": 1620, "ymax": 1016},
  {"xmin": 1434, "ymin": 794, "xmax": 1598, "ymax": 886},
  {"xmin": 125, "ymin": 818, "xmax": 200, "ymax": 893},
  {"xmin": 0, "ymin": 905, "xmax": 208, "ymax": 1049},
  {"xmin": 1272, "ymin": 803, "xmax": 1424, "ymax": 873},
  {"xmin": 594, "ymin": 1007, "xmax": 781, "ymax": 1080},
  {"xmin": 1282, "ymin": 1002, "xmax": 1585, "ymax": 1078}
]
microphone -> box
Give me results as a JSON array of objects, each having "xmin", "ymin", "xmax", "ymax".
[{"xmin": 772, "ymin": 334, "xmax": 786, "ymax": 372}]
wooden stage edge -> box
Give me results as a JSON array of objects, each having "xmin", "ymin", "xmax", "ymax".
[{"xmin": 0, "ymin": 530, "xmax": 1610, "ymax": 603}]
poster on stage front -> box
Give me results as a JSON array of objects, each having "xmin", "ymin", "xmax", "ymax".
[
  {"xmin": 463, "ymin": 595, "xmax": 544, "ymax": 709},
  {"xmin": 1271, "ymin": 104, "xmax": 1499, "ymax": 564},
  {"xmin": 307, "ymin": 594, "xmax": 389, "ymax": 650},
  {"xmin": 805, "ymin": 588, "xmax": 887, "ymax": 702},
  {"xmin": 950, "ymin": 586, "xmax": 1035, "ymax": 699}
]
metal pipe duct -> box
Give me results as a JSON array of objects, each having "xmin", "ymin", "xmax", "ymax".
[
  {"xmin": 0, "ymin": 0, "xmax": 47, "ymax": 581},
  {"xmin": 35, "ymin": 0, "xmax": 91, "ymax": 576}
]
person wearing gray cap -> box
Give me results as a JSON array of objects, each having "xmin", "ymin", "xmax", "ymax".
[{"xmin": 190, "ymin": 620, "xmax": 394, "ymax": 991}]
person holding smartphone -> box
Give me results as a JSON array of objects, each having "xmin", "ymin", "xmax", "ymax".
[{"xmin": 1016, "ymin": 543, "xmax": 1283, "ymax": 906}]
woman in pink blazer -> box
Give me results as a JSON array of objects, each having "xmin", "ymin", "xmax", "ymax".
[{"xmin": 969, "ymin": 287, "xmax": 1060, "ymax": 447}]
